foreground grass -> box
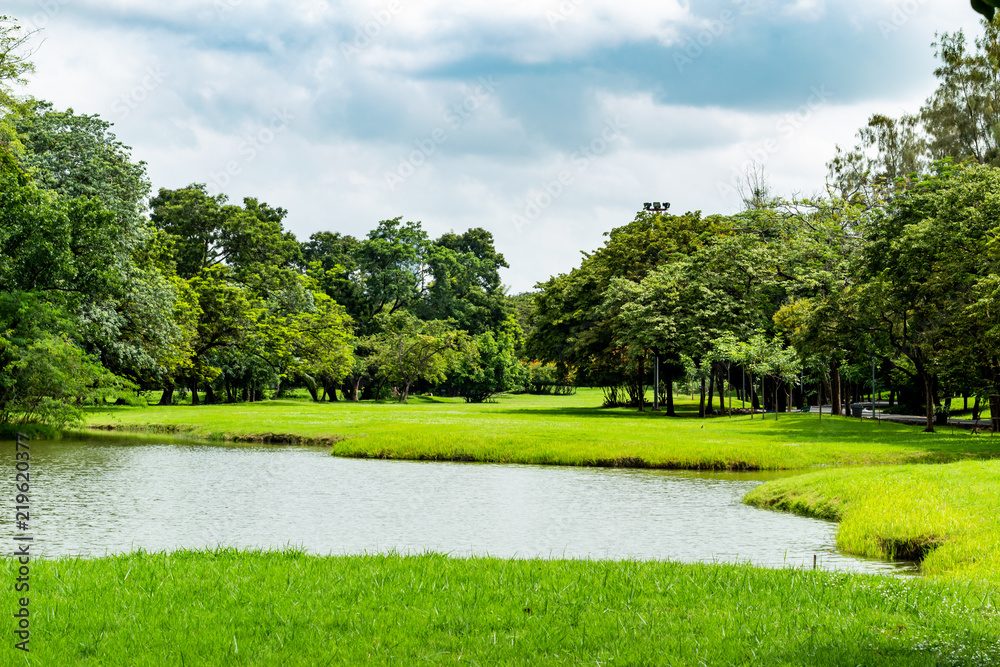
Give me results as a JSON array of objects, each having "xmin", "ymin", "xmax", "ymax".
[
  {"xmin": 746, "ymin": 460, "xmax": 1000, "ymax": 581},
  {"xmin": 83, "ymin": 389, "xmax": 1000, "ymax": 471},
  {"xmin": 6, "ymin": 549, "xmax": 1000, "ymax": 666}
]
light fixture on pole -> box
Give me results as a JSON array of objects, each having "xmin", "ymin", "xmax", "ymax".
[{"xmin": 642, "ymin": 202, "xmax": 669, "ymax": 411}]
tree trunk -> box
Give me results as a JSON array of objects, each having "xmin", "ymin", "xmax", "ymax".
[
  {"xmin": 818, "ymin": 379, "xmax": 824, "ymax": 422},
  {"xmin": 190, "ymin": 380, "xmax": 200, "ymax": 406},
  {"xmin": 990, "ymin": 394, "xmax": 1000, "ymax": 434},
  {"xmin": 698, "ymin": 376, "xmax": 707, "ymax": 418},
  {"xmin": 717, "ymin": 368, "xmax": 727, "ymax": 415},
  {"xmin": 302, "ymin": 373, "xmax": 320, "ymax": 402},
  {"xmin": 322, "ymin": 375, "xmax": 339, "ymax": 402},
  {"xmin": 707, "ymin": 372, "xmax": 715, "ymax": 414},
  {"xmin": 973, "ymin": 395, "xmax": 983, "ymax": 421},
  {"xmin": 225, "ymin": 380, "xmax": 235, "ymax": 404},
  {"xmin": 922, "ymin": 372, "xmax": 935, "ymax": 433},
  {"xmin": 666, "ymin": 378, "xmax": 676, "ymax": 416},
  {"xmin": 205, "ymin": 383, "xmax": 216, "ymax": 405},
  {"xmin": 401, "ymin": 381, "xmax": 411, "ymax": 403},
  {"xmin": 159, "ymin": 384, "xmax": 174, "ymax": 406},
  {"xmin": 774, "ymin": 378, "xmax": 779, "ymax": 421},
  {"xmin": 829, "ymin": 362, "xmax": 842, "ymax": 416}
]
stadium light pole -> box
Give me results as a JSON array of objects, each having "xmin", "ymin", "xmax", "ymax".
[{"xmin": 643, "ymin": 202, "xmax": 670, "ymax": 411}]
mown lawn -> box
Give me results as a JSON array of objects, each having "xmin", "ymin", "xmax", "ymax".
[
  {"xmin": 7, "ymin": 549, "xmax": 1000, "ymax": 666},
  {"xmin": 83, "ymin": 389, "xmax": 1000, "ymax": 471},
  {"xmin": 21, "ymin": 390, "xmax": 996, "ymax": 664},
  {"xmin": 746, "ymin": 459, "xmax": 1000, "ymax": 581}
]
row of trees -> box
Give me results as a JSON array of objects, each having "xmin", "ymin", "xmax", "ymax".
[
  {"xmin": 5, "ymin": 14, "xmax": 1000, "ymax": 432},
  {"xmin": 0, "ymin": 15, "xmax": 572, "ymax": 427},
  {"xmin": 526, "ymin": 20, "xmax": 1000, "ymax": 432}
]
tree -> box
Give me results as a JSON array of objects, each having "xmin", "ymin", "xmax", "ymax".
[
  {"xmin": 150, "ymin": 184, "xmax": 300, "ymax": 280},
  {"xmin": 973, "ymin": 1, "xmax": 996, "ymax": 21},
  {"xmin": 0, "ymin": 165, "xmax": 176, "ymax": 420},
  {"xmin": 164, "ymin": 265, "xmax": 259, "ymax": 405},
  {"xmin": 527, "ymin": 210, "xmax": 725, "ymax": 398},
  {"xmin": 827, "ymin": 114, "xmax": 926, "ymax": 205},
  {"xmin": 255, "ymin": 282, "xmax": 355, "ymax": 402},
  {"xmin": 602, "ymin": 222, "xmax": 774, "ymax": 416},
  {"xmin": 449, "ymin": 315, "xmax": 523, "ymax": 402},
  {"xmin": 0, "ymin": 16, "xmax": 34, "ymax": 113},
  {"xmin": 357, "ymin": 218, "xmax": 429, "ymax": 327},
  {"xmin": 369, "ymin": 311, "xmax": 466, "ymax": 403},
  {"xmin": 853, "ymin": 161, "xmax": 1000, "ymax": 431},
  {"xmin": 922, "ymin": 22, "xmax": 1000, "ymax": 166},
  {"xmin": 420, "ymin": 228, "xmax": 510, "ymax": 334},
  {"xmin": 16, "ymin": 101, "xmax": 151, "ymax": 234},
  {"xmin": 0, "ymin": 16, "xmax": 34, "ymax": 177},
  {"xmin": 0, "ymin": 333, "xmax": 126, "ymax": 427},
  {"xmin": 303, "ymin": 218, "xmax": 431, "ymax": 399}
]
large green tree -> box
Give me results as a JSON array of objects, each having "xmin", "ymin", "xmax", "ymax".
[
  {"xmin": 527, "ymin": 210, "xmax": 725, "ymax": 401},
  {"xmin": 852, "ymin": 161, "xmax": 1000, "ymax": 431},
  {"xmin": 368, "ymin": 311, "xmax": 466, "ymax": 403}
]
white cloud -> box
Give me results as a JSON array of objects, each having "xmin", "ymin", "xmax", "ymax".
[{"xmin": 782, "ymin": 0, "xmax": 825, "ymax": 21}]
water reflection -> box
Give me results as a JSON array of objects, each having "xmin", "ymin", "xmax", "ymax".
[{"xmin": 3, "ymin": 438, "xmax": 916, "ymax": 574}]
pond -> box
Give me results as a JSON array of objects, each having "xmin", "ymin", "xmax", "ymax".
[{"xmin": 5, "ymin": 437, "xmax": 915, "ymax": 574}]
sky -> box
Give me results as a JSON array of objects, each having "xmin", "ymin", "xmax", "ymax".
[{"xmin": 5, "ymin": 0, "xmax": 987, "ymax": 293}]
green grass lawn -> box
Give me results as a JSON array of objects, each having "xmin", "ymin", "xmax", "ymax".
[
  {"xmin": 9, "ymin": 549, "xmax": 1000, "ymax": 666},
  {"xmin": 83, "ymin": 389, "xmax": 1000, "ymax": 471},
  {"xmin": 746, "ymin": 459, "xmax": 1000, "ymax": 581},
  {"xmin": 24, "ymin": 390, "xmax": 999, "ymax": 664}
]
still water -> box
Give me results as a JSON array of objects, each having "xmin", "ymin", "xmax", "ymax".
[{"xmin": 5, "ymin": 437, "xmax": 915, "ymax": 574}]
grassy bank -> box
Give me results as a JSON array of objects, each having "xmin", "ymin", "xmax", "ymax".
[
  {"xmin": 6, "ymin": 549, "xmax": 1000, "ymax": 666},
  {"xmin": 83, "ymin": 389, "xmax": 1000, "ymax": 471},
  {"xmin": 746, "ymin": 460, "xmax": 1000, "ymax": 580}
]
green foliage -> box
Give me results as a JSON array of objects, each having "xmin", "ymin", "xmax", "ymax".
[
  {"xmin": 973, "ymin": 1, "xmax": 996, "ymax": 22},
  {"xmin": 419, "ymin": 228, "xmax": 510, "ymax": 334},
  {"xmin": 0, "ymin": 333, "xmax": 127, "ymax": 426},
  {"xmin": 831, "ymin": 17, "xmax": 1000, "ymax": 195},
  {"xmin": 0, "ymin": 15, "xmax": 34, "ymax": 113},
  {"xmin": 852, "ymin": 161, "xmax": 1000, "ymax": 428},
  {"xmin": 449, "ymin": 316, "xmax": 522, "ymax": 402},
  {"xmin": 520, "ymin": 360, "xmax": 576, "ymax": 395},
  {"xmin": 527, "ymin": 210, "xmax": 725, "ymax": 387},
  {"xmin": 15, "ymin": 101, "xmax": 151, "ymax": 234},
  {"xmin": 149, "ymin": 184, "xmax": 300, "ymax": 280},
  {"xmin": 368, "ymin": 311, "xmax": 467, "ymax": 402}
]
